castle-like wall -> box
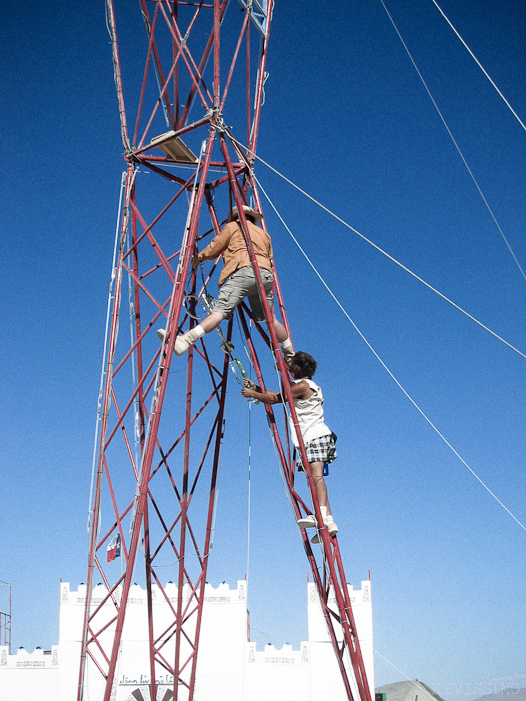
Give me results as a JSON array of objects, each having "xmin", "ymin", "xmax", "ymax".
[
  {"xmin": 308, "ymin": 580, "xmax": 375, "ymax": 701},
  {"xmin": 0, "ymin": 578, "xmax": 374, "ymax": 701},
  {"xmin": 0, "ymin": 645, "xmax": 59, "ymax": 700}
]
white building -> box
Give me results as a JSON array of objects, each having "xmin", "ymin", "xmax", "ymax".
[{"xmin": 0, "ymin": 578, "xmax": 374, "ymax": 701}]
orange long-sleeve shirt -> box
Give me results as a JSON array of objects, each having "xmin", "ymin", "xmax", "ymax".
[{"xmin": 196, "ymin": 220, "xmax": 273, "ymax": 287}]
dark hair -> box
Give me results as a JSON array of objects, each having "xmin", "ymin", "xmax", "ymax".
[{"xmin": 289, "ymin": 351, "xmax": 317, "ymax": 379}]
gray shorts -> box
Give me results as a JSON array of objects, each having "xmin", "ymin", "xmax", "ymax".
[{"xmin": 212, "ymin": 266, "xmax": 274, "ymax": 321}]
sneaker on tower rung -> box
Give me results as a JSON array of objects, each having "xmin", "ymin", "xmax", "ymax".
[
  {"xmin": 310, "ymin": 520, "xmax": 338, "ymax": 544},
  {"xmin": 297, "ymin": 514, "xmax": 317, "ymax": 529}
]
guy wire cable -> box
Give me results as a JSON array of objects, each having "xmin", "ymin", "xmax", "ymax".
[
  {"xmin": 429, "ymin": 0, "xmax": 526, "ymax": 135},
  {"xmin": 373, "ymin": 649, "xmax": 422, "ymax": 691},
  {"xmin": 380, "ymin": 0, "xmax": 526, "ymax": 284},
  {"xmin": 254, "ymin": 175, "xmax": 526, "ymax": 533},
  {"xmin": 228, "ymin": 134, "xmax": 526, "ymax": 362}
]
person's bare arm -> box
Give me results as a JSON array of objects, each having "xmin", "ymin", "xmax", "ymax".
[
  {"xmin": 240, "ymin": 379, "xmax": 311, "ymax": 404},
  {"xmin": 241, "ymin": 379, "xmax": 282, "ymax": 405}
]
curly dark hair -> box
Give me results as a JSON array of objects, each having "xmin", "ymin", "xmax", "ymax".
[{"xmin": 289, "ymin": 351, "xmax": 317, "ymax": 379}]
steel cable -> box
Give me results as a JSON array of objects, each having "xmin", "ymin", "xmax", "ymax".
[
  {"xmin": 254, "ymin": 175, "xmax": 526, "ymax": 533},
  {"xmin": 380, "ymin": 0, "xmax": 526, "ymax": 284},
  {"xmin": 229, "ymin": 135, "xmax": 526, "ymax": 362}
]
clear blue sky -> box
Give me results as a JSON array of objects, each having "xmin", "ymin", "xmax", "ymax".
[{"xmin": 2, "ymin": 1, "xmax": 526, "ymax": 699}]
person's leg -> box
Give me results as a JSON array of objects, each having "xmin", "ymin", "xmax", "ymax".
[
  {"xmin": 247, "ymin": 270, "xmax": 294, "ymax": 364},
  {"xmin": 273, "ymin": 317, "xmax": 288, "ymax": 343},
  {"xmin": 171, "ymin": 311, "xmax": 225, "ymax": 356},
  {"xmin": 274, "ymin": 317, "xmax": 294, "ymax": 364},
  {"xmin": 156, "ymin": 311, "xmax": 225, "ymax": 356},
  {"xmin": 199, "ymin": 311, "xmax": 225, "ymax": 334},
  {"xmin": 158, "ymin": 273, "xmax": 244, "ymax": 356},
  {"xmin": 309, "ymin": 461, "xmax": 330, "ymax": 515},
  {"xmin": 308, "ymin": 461, "xmax": 338, "ymax": 540},
  {"xmin": 165, "ymin": 268, "xmax": 293, "ymax": 358},
  {"xmin": 296, "ymin": 458, "xmax": 337, "ymax": 537}
]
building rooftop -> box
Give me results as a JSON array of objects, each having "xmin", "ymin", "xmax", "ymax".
[{"xmin": 377, "ymin": 679, "xmax": 445, "ymax": 701}]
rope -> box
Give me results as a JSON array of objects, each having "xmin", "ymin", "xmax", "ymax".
[
  {"xmin": 246, "ymin": 391, "xmax": 252, "ymax": 582},
  {"xmin": 197, "ymin": 269, "xmax": 258, "ymax": 397},
  {"xmin": 235, "ymin": 318, "xmax": 306, "ymax": 532},
  {"xmin": 380, "ymin": 0, "xmax": 526, "ymax": 284},
  {"xmin": 87, "ymin": 171, "xmax": 128, "ymax": 532},
  {"xmin": 210, "ymin": 417, "xmax": 225, "ymax": 554},
  {"xmin": 254, "ymin": 177, "xmax": 526, "ymax": 533},
  {"xmin": 229, "ymin": 135, "xmax": 526, "ymax": 362},
  {"xmin": 126, "ymin": 213, "xmax": 141, "ymax": 481}
]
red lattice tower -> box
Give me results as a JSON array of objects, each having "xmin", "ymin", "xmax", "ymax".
[{"xmin": 78, "ymin": 2, "xmax": 372, "ymax": 701}]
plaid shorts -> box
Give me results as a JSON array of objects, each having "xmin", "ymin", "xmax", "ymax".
[{"xmin": 295, "ymin": 432, "xmax": 337, "ymax": 471}]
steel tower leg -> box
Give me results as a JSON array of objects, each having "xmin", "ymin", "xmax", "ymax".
[{"xmin": 78, "ymin": 2, "xmax": 372, "ymax": 700}]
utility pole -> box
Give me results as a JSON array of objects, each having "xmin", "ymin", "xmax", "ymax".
[{"xmin": 0, "ymin": 581, "xmax": 12, "ymax": 653}]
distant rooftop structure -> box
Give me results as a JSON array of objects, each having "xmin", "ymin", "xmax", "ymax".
[{"xmin": 377, "ymin": 680, "xmax": 445, "ymax": 701}]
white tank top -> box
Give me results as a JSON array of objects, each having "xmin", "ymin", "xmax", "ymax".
[{"xmin": 289, "ymin": 378, "xmax": 332, "ymax": 447}]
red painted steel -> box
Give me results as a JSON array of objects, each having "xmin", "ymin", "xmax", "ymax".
[{"xmin": 78, "ymin": 2, "xmax": 372, "ymax": 701}]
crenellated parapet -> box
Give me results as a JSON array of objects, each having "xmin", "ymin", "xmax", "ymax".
[
  {"xmin": 0, "ymin": 644, "xmax": 60, "ymax": 701},
  {"xmin": 1, "ymin": 578, "xmax": 374, "ymax": 701},
  {"xmin": 246, "ymin": 641, "xmax": 311, "ymax": 665},
  {"xmin": 60, "ymin": 579, "xmax": 247, "ymax": 606},
  {"xmin": 0, "ymin": 645, "xmax": 59, "ymax": 669}
]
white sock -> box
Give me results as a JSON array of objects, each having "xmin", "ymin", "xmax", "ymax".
[
  {"xmin": 193, "ymin": 325, "xmax": 206, "ymax": 339},
  {"xmin": 280, "ymin": 337, "xmax": 292, "ymax": 350},
  {"xmin": 320, "ymin": 506, "xmax": 328, "ymax": 521}
]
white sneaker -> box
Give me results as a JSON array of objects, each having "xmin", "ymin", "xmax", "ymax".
[
  {"xmin": 310, "ymin": 520, "xmax": 338, "ymax": 544},
  {"xmin": 297, "ymin": 514, "xmax": 317, "ymax": 529},
  {"xmin": 328, "ymin": 521, "xmax": 338, "ymax": 536},
  {"xmin": 174, "ymin": 334, "xmax": 191, "ymax": 356},
  {"xmin": 173, "ymin": 328, "xmax": 201, "ymax": 356},
  {"xmin": 157, "ymin": 327, "xmax": 200, "ymax": 356}
]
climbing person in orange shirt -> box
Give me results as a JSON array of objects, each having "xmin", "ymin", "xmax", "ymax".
[
  {"xmin": 158, "ymin": 205, "xmax": 294, "ymax": 363},
  {"xmin": 241, "ymin": 351, "xmax": 338, "ymax": 543}
]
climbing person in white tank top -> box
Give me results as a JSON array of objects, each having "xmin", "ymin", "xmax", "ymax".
[{"xmin": 241, "ymin": 351, "xmax": 338, "ymax": 543}]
